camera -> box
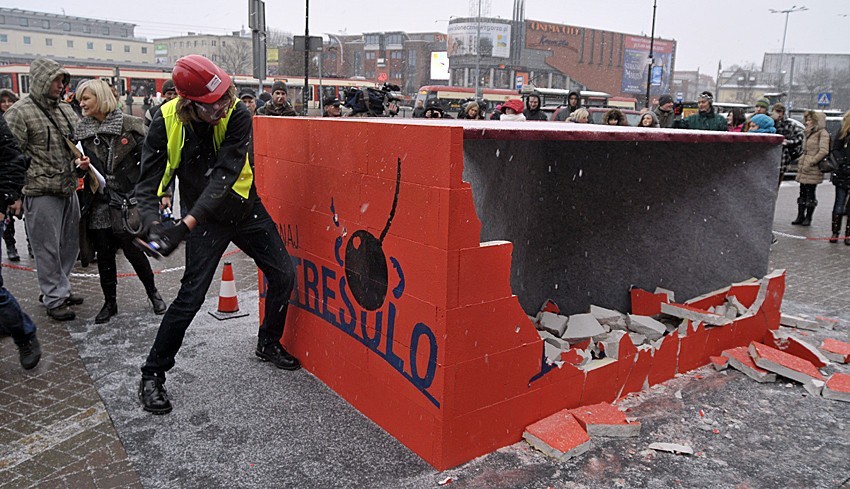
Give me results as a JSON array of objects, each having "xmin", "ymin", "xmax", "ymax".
[{"xmin": 343, "ymin": 83, "xmax": 402, "ymax": 117}]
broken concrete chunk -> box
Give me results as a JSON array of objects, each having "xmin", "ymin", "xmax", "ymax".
[
  {"xmin": 538, "ymin": 330, "xmax": 571, "ymax": 350},
  {"xmin": 561, "ymin": 348, "xmax": 592, "ymax": 367},
  {"xmin": 569, "ymin": 402, "xmax": 641, "ymax": 438},
  {"xmin": 660, "ymin": 302, "xmax": 732, "ymax": 327},
  {"xmin": 581, "ymin": 357, "xmax": 618, "ymax": 372},
  {"xmin": 780, "ymin": 313, "xmax": 819, "ymax": 331},
  {"xmin": 822, "ymin": 373, "xmax": 850, "ymax": 402},
  {"xmin": 589, "ymin": 304, "xmax": 624, "ymax": 325},
  {"xmin": 627, "ymin": 314, "xmax": 666, "ymax": 341},
  {"xmin": 765, "ymin": 330, "xmax": 829, "ymax": 368},
  {"xmin": 820, "ymin": 338, "xmax": 850, "ymax": 364},
  {"xmin": 563, "ymin": 313, "xmax": 605, "ymax": 341},
  {"xmin": 654, "ymin": 287, "xmax": 675, "ymax": 302},
  {"xmin": 599, "ymin": 330, "xmax": 628, "ymax": 360},
  {"xmin": 749, "ymin": 342, "xmax": 825, "ymax": 396},
  {"xmin": 523, "ymin": 411, "xmax": 591, "ymax": 462},
  {"xmin": 648, "ymin": 442, "xmax": 693, "ymax": 455},
  {"xmin": 544, "ymin": 341, "xmax": 565, "ymax": 364},
  {"xmin": 628, "ymin": 332, "xmax": 648, "ymax": 346},
  {"xmin": 539, "ymin": 312, "xmax": 569, "ymax": 337},
  {"xmin": 722, "ymin": 347, "xmax": 776, "ymax": 383},
  {"xmin": 710, "ymin": 355, "xmax": 729, "ymax": 371},
  {"xmin": 726, "ymin": 296, "xmax": 747, "ymax": 316}
]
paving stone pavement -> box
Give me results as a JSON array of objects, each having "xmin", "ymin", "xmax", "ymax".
[{"xmin": 1, "ymin": 180, "xmax": 849, "ymax": 488}]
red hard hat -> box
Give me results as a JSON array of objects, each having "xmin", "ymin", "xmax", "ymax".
[
  {"xmin": 501, "ymin": 99, "xmax": 524, "ymax": 113},
  {"xmin": 172, "ymin": 55, "xmax": 232, "ymax": 104}
]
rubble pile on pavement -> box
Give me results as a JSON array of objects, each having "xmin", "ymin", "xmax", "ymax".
[{"xmin": 521, "ymin": 273, "xmax": 850, "ymax": 463}]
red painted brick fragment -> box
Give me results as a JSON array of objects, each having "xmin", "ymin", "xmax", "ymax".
[
  {"xmin": 710, "ymin": 355, "xmax": 729, "ymax": 371},
  {"xmin": 763, "ymin": 330, "xmax": 828, "ymax": 368},
  {"xmin": 523, "ymin": 410, "xmax": 591, "ymax": 461},
  {"xmin": 721, "ymin": 346, "xmax": 776, "ymax": 383},
  {"xmin": 569, "ymin": 402, "xmax": 641, "ymax": 438},
  {"xmin": 749, "ymin": 342, "xmax": 825, "ymax": 395},
  {"xmin": 820, "ymin": 338, "xmax": 850, "ymax": 364},
  {"xmin": 823, "ymin": 373, "xmax": 850, "ymax": 402}
]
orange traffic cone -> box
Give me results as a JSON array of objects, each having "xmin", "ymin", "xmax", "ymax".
[{"xmin": 209, "ymin": 262, "xmax": 249, "ymax": 320}]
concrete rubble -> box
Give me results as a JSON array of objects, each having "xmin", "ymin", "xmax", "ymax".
[
  {"xmin": 721, "ymin": 346, "xmax": 777, "ymax": 383},
  {"xmin": 822, "ymin": 373, "xmax": 850, "ymax": 402},
  {"xmin": 522, "ymin": 411, "xmax": 591, "ymax": 462},
  {"xmin": 819, "ymin": 338, "xmax": 850, "ymax": 364},
  {"xmin": 626, "ymin": 314, "xmax": 666, "ymax": 341},
  {"xmin": 569, "ymin": 402, "xmax": 641, "ymax": 438},
  {"xmin": 748, "ymin": 342, "xmax": 826, "ymax": 396},
  {"xmin": 780, "ymin": 313, "xmax": 819, "ymax": 331},
  {"xmin": 647, "ymin": 442, "xmax": 694, "ymax": 456}
]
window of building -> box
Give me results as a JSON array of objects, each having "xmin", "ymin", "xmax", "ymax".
[
  {"xmin": 124, "ymin": 45, "xmax": 130, "ymax": 52},
  {"xmin": 83, "ymin": 25, "xmax": 90, "ymax": 33},
  {"xmin": 365, "ymin": 34, "xmax": 380, "ymax": 47},
  {"xmin": 221, "ymin": 40, "xmax": 226, "ymax": 47},
  {"xmin": 194, "ymin": 40, "xmax": 198, "ymax": 47},
  {"xmin": 103, "ymin": 27, "xmax": 109, "ymax": 35},
  {"xmin": 180, "ymin": 41, "xmax": 184, "ymax": 48},
  {"xmin": 211, "ymin": 40, "xmax": 217, "ymax": 46},
  {"xmin": 106, "ymin": 43, "xmax": 112, "ymax": 51},
  {"xmin": 390, "ymin": 51, "xmax": 403, "ymax": 59},
  {"xmin": 141, "ymin": 47, "xmax": 148, "ymax": 54},
  {"xmin": 408, "ymin": 49, "xmax": 416, "ymax": 68},
  {"xmin": 23, "ymin": 36, "xmax": 31, "ymax": 45},
  {"xmin": 19, "ymin": 18, "xmax": 28, "ymax": 27},
  {"xmin": 64, "ymin": 22, "xmax": 71, "ymax": 31},
  {"xmin": 202, "ymin": 40, "xmax": 206, "ymax": 46},
  {"xmin": 366, "ymin": 52, "xmax": 376, "ymax": 60},
  {"xmin": 42, "ymin": 20, "xmax": 50, "ymax": 29},
  {"xmin": 45, "ymin": 38, "xmax": 53, "ymax": 46},
  {"xmin": 87, "ymin": 41, "xmax": 94, "ymax": 50},
  {"xmin": 391, "ymin": 71, "xmax": 403, "ymax": 79},
  {"xmin": 121, "ymin": 28, "xmax": 128, "ymax": 37},
  {"xmin": 0, "ymin": 34, "xmax": 7, "ymax": 43},
  {"xmin": 211, "ymin": 54, "xmax": 218, "ymax": 62},
  {"xmin": 387, "ymin": 34, "xmax": 403, "ymax": 46},
  {"xmin": 0, "ymin": 15, "xmax": 5, "ymax": 24},
  {"xmin": 67, "ymin": 40, "xmax": 74, "ymax": 48}
]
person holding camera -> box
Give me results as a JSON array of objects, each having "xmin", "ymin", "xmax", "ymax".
[
  {"xmin": 673, "ymin": 91, "xmax": 727, "ymax": 131},
  {"xmin": 74, "ymin": 79, "xmax": 166, "ymax": 324},
  {"xmin": 4, "ymin": 58, "xmax": 85, "ymax": 321},
  {"xmin": 653, "ymin": 94, "xmax": 675, "ymax": 128},
  {"xmin": 134, "ymin": 55, "xmax": 299, "ymax": 415}
]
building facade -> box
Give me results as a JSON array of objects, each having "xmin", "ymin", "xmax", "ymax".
[
  {"xmin": 0, "ymin": 8, "xmax": 153, "ymax": 67},
  {"xmin": 446, "ymin": 18, "xmax": 677, "ymax": 103},
  {"xmin": 153, "ymin": 31, "xmax": 253, "ymax": 75}
]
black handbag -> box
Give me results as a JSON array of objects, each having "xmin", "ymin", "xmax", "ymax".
[
  {"xmin": 819, "ymin": 154, "xmax": 838, "ymax": 173},
  {"xmin": 108, "ymin": 191, "xmax": 143, "ymax": 236}
]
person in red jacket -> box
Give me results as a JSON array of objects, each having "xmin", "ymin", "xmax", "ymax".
[{"xmin": 134, "ymin": 55, "xmax": 299, "ymax": 415}]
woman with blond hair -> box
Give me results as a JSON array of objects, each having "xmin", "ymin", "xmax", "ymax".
[
  {"xmin": 829, "ymin": 111, "xmax": 850, "ymax": 243},
  {"xmin": 792, "ymin": 110, "xmax": 830, "ymax": 226},
  {"xmin": 75, "ymin": 79, "xmax": 166, "ymax": 323}
]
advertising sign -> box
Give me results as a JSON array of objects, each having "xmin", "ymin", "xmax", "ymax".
[
  {"xmin": 430, "ymin": 51, "xmax": 450, "ymax": 80},
  {"xmin": 621, "ymin": 36, "xmax": 674, "ymax": 96},
  {"xmin": 448, "ymin": 22, "xmax": 512, "ymax": 58}
]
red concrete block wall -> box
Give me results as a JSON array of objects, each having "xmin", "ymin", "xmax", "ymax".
[{"xmin": 254, "ymin": 117, "xmax": 786, "ymax": 470}]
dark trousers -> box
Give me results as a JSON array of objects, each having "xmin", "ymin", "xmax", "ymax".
[
  {"xmin": 141, "ymin": 201, "xmax": 295, "ymax": 380},
  {"xmin": 3, "ymin": 215, "xmax": 15, "ymax": 249},
  {"xmin": 798, "ymin": 184, "xmax": 818, "ymax": 207},
  {"xmin": 89, "ymin": 228, "xmax": 157, "ymax": 300},
  {"xmin": 0, "ymin": 221, "xmax": 36, "ymax": 345}
]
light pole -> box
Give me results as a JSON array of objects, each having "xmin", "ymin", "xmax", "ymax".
[
  {"xmin": 475, "ymin": 0, "xmax": 482, "ymax": 100},
  {"xmin": 769, "ymin": 5, "xmax": 807, "ymax": 90},
  {"xmin": 644, "ymin": 0, "xmax": 657, "ymax": 109}
]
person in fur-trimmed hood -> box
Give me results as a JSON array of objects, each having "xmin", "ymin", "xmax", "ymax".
[
  {"xmin": 75, "ymin": 79, "xmax": 167, "ymax": 324},
  {"xmin": 4, "ymin": 57, "xmax": 85, "ymax": 321},
  {"xmin": 792, "ymin": 110, "xmax": 830, "ymax": 226}
]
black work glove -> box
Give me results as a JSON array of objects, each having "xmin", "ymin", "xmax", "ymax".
[{"xmin": 146, "ymin": 221, "xmax": 189, "ymax": 257}]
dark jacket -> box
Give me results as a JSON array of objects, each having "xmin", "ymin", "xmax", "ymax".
[
  {"xmin": 524, "ymin": 95, "xmax": 549, "ymax": 121},
  {"xmin": 135, "ymin": 101, "xmax": 257, "ymax": 228},
  {"xmin": 653, "ymin": 106, "xmax": 674, "ymax": 128},
  {"xmin": 774, "ymin": 116, "xmax": 804, "ymax": 171},
  {"xmin": 4, "ymin": 58, "xmax": 80, "ymax": 197},
  {"xmin": 75, "ymin": 110, "xmax": 146, "ymax": 228},
  {"xmin": 553, "ymin": 91, "xmax": 581, "ymax": 122},
  {"xmin": 831, "ymin": 134, "xmax": 850, "ymax": 189},
  {"xmin": 674, "ymin": 109, "xmax": 728, "ymax": 131},
  {"xmin": 0, "ymin": 117, "xmax": 27, "ymax": 209},
  {"xmin": 257, "ymin": 100, "xmax": 297, "ymax": 117}
]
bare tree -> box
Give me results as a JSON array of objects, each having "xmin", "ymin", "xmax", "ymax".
[
  {"xmin": 798, "ymin": 67, "xmax": 832, "ymax": 107},
  {"xmin": 267, "ymin": 28, "xmax": 294, "ymax": 48},
  {"xmin": 829, "ymin": 69, "xmax": 850, "ymax": 110},
  {"xmin": 218, "ymin": 40, "xmax": 253, "ymax": 75}
]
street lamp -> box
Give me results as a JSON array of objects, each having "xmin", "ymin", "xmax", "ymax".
[
  {"xmin": 644, "ymin": 0, "xmax": 657, "ymax": 109},
  {"xmin": 769, "ymin": 5, "xmax": 807, "ymax": 89},
  {"xmin": 475, "ymin": 0, "xmax": 482, "ymax": 100}
]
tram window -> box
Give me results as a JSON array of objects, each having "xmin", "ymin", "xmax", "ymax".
[
  {"xmin": 0, "ymin": 74, "xmax": 12, "ymax": 90},
  {"xmin": 19, "ymin": 75, "xmax": 31, "ymax": 95}
]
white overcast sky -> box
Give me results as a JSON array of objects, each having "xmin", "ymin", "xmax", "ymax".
[{"xmin": 9, "ymin": 0, "xmax": 850, "ymax": 73}]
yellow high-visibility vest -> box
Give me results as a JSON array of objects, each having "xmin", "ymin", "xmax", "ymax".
[{"xmin": 157, "ymin": 98, "xmax": 253, "ymax": 199}]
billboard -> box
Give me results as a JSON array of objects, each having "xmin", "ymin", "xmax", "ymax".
[
  {"xmin": 430, "ymin": 51, "xmax": 450, "ymax": 80},
  {"xmin": 621, "ymin": 36, "xmax": 674, "ymax": 96},
  {"xmin": 447, "ymin": 22, "xmax": 511, "ymax": 58}
]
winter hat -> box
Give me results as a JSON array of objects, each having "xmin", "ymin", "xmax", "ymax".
[
  {"xmin": 698, "ymin": 91, "xmax": 714, "ymax": 101},
  {"xmin": 755, "ymin": 98, "xmax": 770, "ymax": 110},
  {"xmin": 239, "ymin": 88, "xmax": 256, "ymax": 100},
  {"xmin": 749, "ymin": 113, "xmax": 776, "ymax": 133},
  {"xmin": 501, "ymin": 99, "xmax": 524, "ymax": 114},
  {"xmin": 658, "ymin": 94, "xmax": 673, "ymax": 106},
  {"xmin": 772, "ymin": 102, "xmax": 786, "ymax": 113},
  {"xmin": 271, "ymin": 81, "xmax": 288, "ymax": 93},
  {"xmin": 162, "ymin": 80, "xmax": 176, "ymax": 94}
]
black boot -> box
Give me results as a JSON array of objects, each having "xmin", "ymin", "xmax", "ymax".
[
  {"xmin": 6, "ymin": 247, "xmax": 19, "ymax": 262},
  {"xmin": 846, "ymin": 219, "xmax": 850, "ymax": 246},
  {"xmin": 791, "ymin": 203, "xmax": 806, "ymax": 225},
  {"xmin": 95, "ymin": 299, "xmax": 118, "ymax": 324},
  {"xmin": 138, "ymin": 377, "xmax": 172, "ymax": 414},
  {"xmin": 256, "ymin": 339, "xmax": 301, "ymax": 370},
  {"xmin": 831, "ymin": 213, "xmax": 842, "ymax": 243},
  {"xmin": 18, "ymin": 335, "xmax": 41, "ymax": 370},
  {"xmin": 148, "ymin": 290, "xmax": 167, "ymax": 315},
  {"xmin": 801, "ymin": 205, "xmax": 815, "ymax": 226}
]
